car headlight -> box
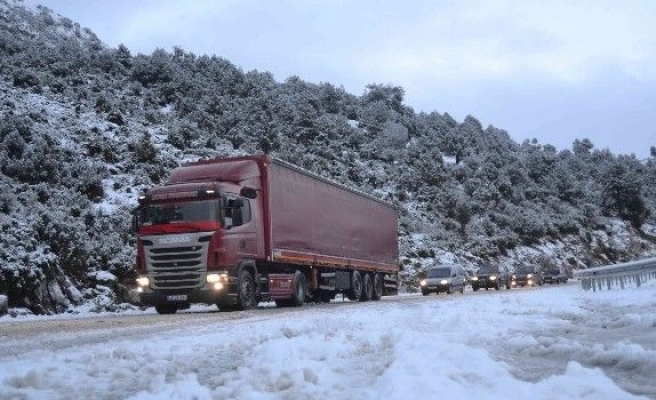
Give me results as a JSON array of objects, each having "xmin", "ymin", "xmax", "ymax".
[
  {"xmin": 471, "ymin": 276, "xmax": 479, "ymax": 281},
  {"xmin": 420, "ymin": 280, "xmax": 427, "ymax": 287},
  {"xmin": 440, "ymin": 279, "xmax": 448, "ymax": 285},
  {"xmin": 527, "ymin": 274, "xmax": 533, "ymax": 279},
  {"xmin": 136, "ymin": 276, "xmax": 149, "ymax": 287},
  {"xmin": 489, "ymin": 275, "xmax": 497, "ymax": 280}
]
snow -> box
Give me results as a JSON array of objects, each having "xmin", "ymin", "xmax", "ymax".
[{"xmin": 1, "ymin": 282, "xmax": 655, "ymax": 399}]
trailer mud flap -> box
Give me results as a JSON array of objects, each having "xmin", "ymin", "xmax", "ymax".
[{"xmin": 268, "ymin": 274, "xmax": 295, "ymax": 299}]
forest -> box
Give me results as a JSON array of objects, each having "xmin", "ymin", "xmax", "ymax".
[{"xmin": 1, "ymin": 0, "xmax": 655, "ymax": 314}]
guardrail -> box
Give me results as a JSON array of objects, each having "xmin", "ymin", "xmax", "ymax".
[{"xmin": 574, "ymin": 257, "xmax": 656, "ymax": 291}]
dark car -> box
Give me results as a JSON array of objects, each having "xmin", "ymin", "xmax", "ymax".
[
  {"xmin": 420, "ymin": 264, "xmax": 467, "ymax": 295},
  {"xmin": 511, "ymin": 264, "xmax": 544, "ymax": 287},
  {"xmin": 471, "ymin": 265, "xmax": 511, "ymax": 291},
  {"xmin": 543, "ymin": 268, "xmax": 568, "ymax": 284}
]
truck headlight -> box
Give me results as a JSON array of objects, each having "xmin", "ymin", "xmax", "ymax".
[
  {"xmin": 420, "ymin": 280, "xmax": 427, "ymax": 287},
  {"xmin": 489, "ymin": 275, "xmax": 497, "ymax": 280},
  {"xmin": 527, "ymin": 274, "xmax": 533, "ymax": 279},
  {"xmin": 136, "ymin": 276, "xmax": 149, "ymax": 287},
  {"xmin": 471, "ymin": 276, "xmax": 479, "ymax": 281},
  {"xmin": 512, "ymin": 275, "xmax": 516, "ymax": 279},
  {"xmin": 440, "ymin": 279, "xmax": 448, "ymax": 285},
  {"xmin": 207, "ymin": 273, "xmax": 229, "ymax": 283}
]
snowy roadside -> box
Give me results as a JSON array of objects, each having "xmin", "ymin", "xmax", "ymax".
[{"xmin": 0, "ymin": 283, "xmax": 654, "ymax": 399}]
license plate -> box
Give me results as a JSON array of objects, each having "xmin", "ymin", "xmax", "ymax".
[{"xmin": 166, "ymin": 295, "xmax": 188, "ymax": 302}]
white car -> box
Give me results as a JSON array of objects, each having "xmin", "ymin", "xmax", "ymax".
[{"xmin": 420, "ymin": 264, "xmax": 467, "ymax": 295}]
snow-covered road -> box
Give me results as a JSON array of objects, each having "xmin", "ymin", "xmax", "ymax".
[{"xmin": 1, "ymin": 282, "xmax": 655, "ymax": 400}]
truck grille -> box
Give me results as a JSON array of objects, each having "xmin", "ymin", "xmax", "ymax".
[{"xmin": 141, "ymin": 233, "xmax": 211, "ymax": 290}]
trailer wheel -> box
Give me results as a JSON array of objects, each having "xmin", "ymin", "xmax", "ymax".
[
  {"xmin": 372, "ymin": 273, "xmax": 383, "ymax": 300},
  {"xmin": 237, "ymin": 270, "xmax": 257, "ymax": 310},
  {"xmin": 290, "ymin": 271, "xmax": 306, "ymax": 307},
  {"xmin": 155, "ymin": 304, "xmax": 177, "ymax": 315},
  {"xmin": 346, "ymin": 271, "xmax": 363, "ymax": 301},
  {"xmin": 360, "ymin": 273, "xmax": 373, "ymax": 302}
]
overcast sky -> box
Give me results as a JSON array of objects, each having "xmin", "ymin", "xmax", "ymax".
[{"xmin": 26, "ymin": 0, "xmax": 656, "ymax": 158}]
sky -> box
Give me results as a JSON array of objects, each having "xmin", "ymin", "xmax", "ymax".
[
  {"xmin": 2, "ymin": 282, "xmax": 655, "ymax": 399},
  {"xmin": 24, "ymin": 0, "xmax": 656, "ymax": 158}
]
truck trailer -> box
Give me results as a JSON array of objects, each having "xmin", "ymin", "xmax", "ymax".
[{"xmin": 133, "ymin": 154, "xmax": 399, "ymax": 314}]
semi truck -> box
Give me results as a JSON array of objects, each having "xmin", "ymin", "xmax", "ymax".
[{"xmin": 133, "ymin": 154, "xmax": 399, "ymax": 314}]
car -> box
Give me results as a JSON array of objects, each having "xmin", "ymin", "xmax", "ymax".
[
  {"xmin": 470, "ymin": 265, "xmax": 511, "ymax": 291},
  {"xmin": 543, "ymin": 268, "xmax": 568, "ymax": 284},
  {"xmin": 420, "ymin": 264, "xmax": 467, "ymax": 295},
  {"xmin": 511, "ymin": 264, "xmax": 544, "ymax": 287}
]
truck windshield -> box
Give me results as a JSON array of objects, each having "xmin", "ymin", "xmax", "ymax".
[{"xmin": 138, "ymin": 200, "xmax": 219, "ymax": 226}]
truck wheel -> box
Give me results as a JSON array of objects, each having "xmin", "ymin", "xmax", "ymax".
[
  {"xmin": 473, "ymin": 287, "xmax": 479, "ymax": 292},
  {"xmin": 290, "ymin": 271, "xmax": 306, "ymax": 307},
  {"xmin": 155, "ymin": 304, "xmax": 177, "ymax": 315},
  {"xmin": 372, "ymin": 273, "xmax": 384, "ymax": 300},
  {"xmin": 360, "ymin": 273, "xmax": 373, "ymax": 301},
  {"xmin": 447, "ymin": 285, "xmax": 452, "ymax": 295},
  {"xmin": 237, "ymin": 270, "xmax": 257, "ymax": 310},
  {"xmin": 346, "ymin": 271, "xmax": 363, "ymax": 301},
  {"xmin": 460, "ymin": 284, "xmax": 465, "ymax": 294},
  {"xmin": 495, "ymin": 282, "xmax": 500, "ymax": 290}
]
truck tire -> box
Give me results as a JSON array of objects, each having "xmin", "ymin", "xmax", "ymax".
[
  {"xmin": 290, "ymin": 271, "xmax": 306, "ymax": 306},
  {"xmin": 155, "ymin": 304, "xmax": 177, "ymax": 315},
  {"xmin": 237, "ymin": 270, "xmax": 257, "ymax": 310},
  {"xmin": 276, "ymin": 271, "xmax": 307, "ymax": 307},
  {"xmin": 372, "ymin": 273, "xmax": 383, "ymax": 300},
  {"xmin": 360, "ymin": 273, "xmax": 373, "ymax": 302},
  {"xmin": 346, "ymin": 271, "xmax": 363, "ymax": 301}
]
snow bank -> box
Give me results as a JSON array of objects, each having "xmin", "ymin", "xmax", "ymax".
[{"xmin": 1, "ymin": 282, "xmax": 655, "ymax": 399}]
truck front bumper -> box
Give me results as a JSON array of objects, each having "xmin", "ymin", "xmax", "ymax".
[{"xmin": 138, "ymin": 285, "xmax": 238, "ymax": 307}]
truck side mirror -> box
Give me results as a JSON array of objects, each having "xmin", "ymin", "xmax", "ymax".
[{"xmin": 130, "ymin": 208, "xmax": 140, "ymax": 234}]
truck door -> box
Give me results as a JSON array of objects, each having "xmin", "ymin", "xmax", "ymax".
[{"xmin": 221, "ymin": 195, "xmax": 257, "ymax": 265}]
